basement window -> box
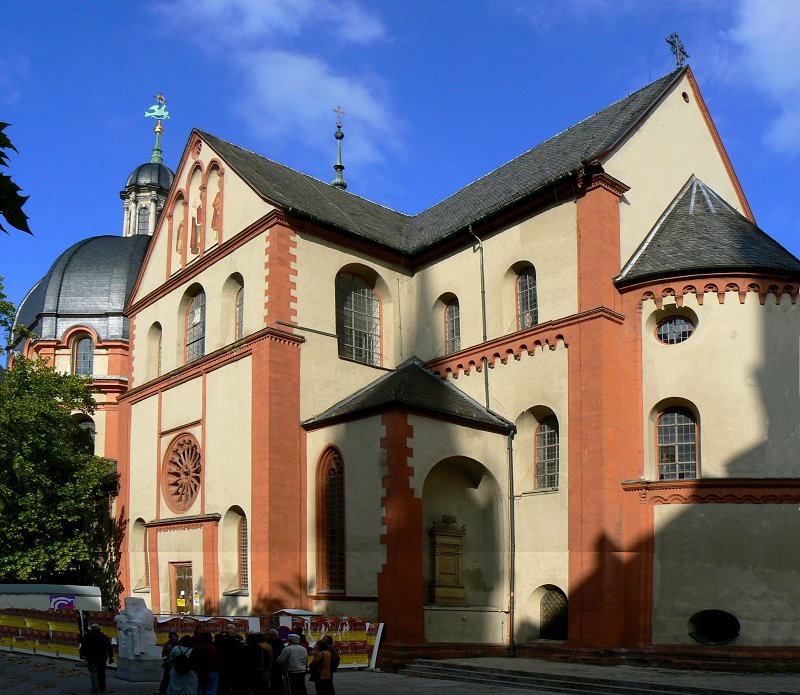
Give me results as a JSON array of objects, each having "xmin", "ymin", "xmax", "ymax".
[{"xmin": 688, "ymin": 609, "xmax": 740, "ymax": 645}]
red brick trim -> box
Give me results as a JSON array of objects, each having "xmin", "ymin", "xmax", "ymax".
[
  {"xmin": 377, "ymin": 410, "xmax": 425, "ymax": 643},
  {"xmin": 426, "ymin": 307, "xmax": 621, "ymax": 378},
  {"xmin": 685, "ymin": 67, "xmax": 754, "ymax": 223},
  {"xmin": 622, "ymin": 274, "xmax": 799, "ymax": 308},
  {"xmin": 622, "ymin": 478, "xmax": 800, "ymax": 505}
]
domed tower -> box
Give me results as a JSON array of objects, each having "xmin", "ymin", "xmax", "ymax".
[{"xmin": 120, "ymin": 95, "xmax": 175, "ymax": 237}]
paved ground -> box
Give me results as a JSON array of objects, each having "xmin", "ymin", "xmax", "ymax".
[{"xmin": 4, "ymin": 649, "xmax": 800, "ymax": 695}]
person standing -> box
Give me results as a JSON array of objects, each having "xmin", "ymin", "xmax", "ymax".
[
  {"xmin": 79, "ymin": 623, "xmax": 114, "ymax": 694},
  {"xmin": 276, "ymin": 633, "xmax": 308, "ymax": 695},
  {"xmin": 264, "ymin": 629, "xmax": 285, "ymax": 694},
  {"xmin": 215, "ymin": 622, "xmax": 245, "ymax": 695},
  {"xmin": 192, "ymin": 631, "xmax": 219, "ymax": 695},
  {"xmin": 156, "ymin": 632, "xmax": 180, "ymax": 694},
  {"xmin": 167, "ymin": 635, "xmax": 198, "ymax": 695},
  {"xmin": 308, "ymin": 640, "xmax": 335, "ymax": 695}
]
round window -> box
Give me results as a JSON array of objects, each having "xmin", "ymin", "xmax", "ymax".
[
  {"xmin": 688, "ymin": 609, "xmax": 740, "ymax": 645},
  {"xmin": 162, "ymin": 433, "xmax": 202, "ymax": 513},
  {"xmin": 656, "ymin": 316, "xmax": 694, "ymax": 344}
]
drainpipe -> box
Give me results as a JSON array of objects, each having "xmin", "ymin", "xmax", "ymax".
[
  {"xmin": 468, "ymin": 225, "xmax": 490, "ymax": 409},
  {"xmin": 467, "ymin": 224, "xmax": 517, "ymax": 657},
  {"xmin": 507, "ymin": 427, "xmax": 517, "ymax": 658}
]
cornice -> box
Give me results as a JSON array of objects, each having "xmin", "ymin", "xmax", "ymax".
[
  {"xmin": 145, "ymin": 513, "xmax": 221, "ymax": 530},
  {"xmin": 576, "ymin": 169, "xmax": 630, "ymax": 198},
  {"xmin": 618, "ymin": 273, "xmax": 799, "ymax": 309},
  {"xmin": 122, "ymin": 326, "xmax": 304, "ymax": 404},
  {"xmin": 622, "ymin": 478, "xmax": 800, "ymax": 505},
  {"xmin": 426, "ymin": 306, "xmax": 623, "ymax": 378}
]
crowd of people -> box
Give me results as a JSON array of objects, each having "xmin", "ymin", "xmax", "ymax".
[{"xmin": 155, "ymin": 623, "xmax": 339, "ymax": 695}]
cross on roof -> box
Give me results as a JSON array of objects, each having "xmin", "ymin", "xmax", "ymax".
[
  {"xmin": 332, "ymin": 105, "xmax": 346, "ymax": 122},
  {"xmin": 666, "ymin": 33, "xmax": 689, "ymax": 68}
]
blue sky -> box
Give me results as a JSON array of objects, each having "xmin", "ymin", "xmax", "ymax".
[{"xmin": 2, "ymin": 0, "xmax": 799, "ymax": 307}]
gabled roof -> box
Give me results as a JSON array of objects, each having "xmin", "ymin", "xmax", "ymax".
[
  {"xmin": 198, "ymin": 68, "xmax": 684, "ymax": 255},
  {"xmin": 616, "ymin": 176, "xmax": 800, "ymax": 285},
  {"xmin": 302, "ymin": 357, "xmax": 513, "ymax": 432}
]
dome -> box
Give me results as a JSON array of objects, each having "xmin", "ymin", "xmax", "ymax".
[
  {"xmin": 125, "ymin": 162, "xmax": 174, "ymax": 190},
  {"xmin": 14, "ymin": 234, "xmax": 151, "ymax": 346}
]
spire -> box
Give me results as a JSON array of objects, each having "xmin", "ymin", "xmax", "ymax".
[
  {"xmin": 144, "ymin": 93, "xmax": 170, "ymax": 165},
  {"xmin": 331, "ymin": 105, "xmax": 347, "ymax": 190}
]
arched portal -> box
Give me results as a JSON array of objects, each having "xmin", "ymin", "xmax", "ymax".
[{"xmin": 422, "ymin": 457, "xmax": 503, "ymax": 609}]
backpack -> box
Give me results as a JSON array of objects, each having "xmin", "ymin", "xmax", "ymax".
[{"xmin": 173, "ymin": 647, "xmax": 192, "ymax": 674}]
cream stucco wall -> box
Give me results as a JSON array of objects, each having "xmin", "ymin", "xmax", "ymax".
[
  {"xmin": 653, "ymin": 504, "xmax": 800, "ymax": 645},
  {"xmin": 408, "ymin": 202, "xmax": 578, "ymax": 362},
  {"xmin": 128, "ymin": 397, "xmax": 160, "ymax": 524},
  {"xmin": 306, "ymin": 419, "xmax": 385, "ymax": 601},
  {"xmin": 642, "ymin": 293, "xmax": 800, "ymax": 478},
  {"xmin": 294, "ymin": 234, "xmax": 411, "ymax": 420},
  {"xmin": 607, "ymin": 74, "xmax": 745, "ymax": 266}
]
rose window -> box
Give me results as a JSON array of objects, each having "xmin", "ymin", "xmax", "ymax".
[{"xmin": 163, "ymin": 434, "xmax": 202, "ymax": 512}]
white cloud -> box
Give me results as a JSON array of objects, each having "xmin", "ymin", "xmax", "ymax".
[
  {"xmin": 731, "ymin": 0, "xmax": 800, "ymax": 153},
  {"xmin": 234, "ymin": 49, "xmax": 397, "ymax": 169},
  {"xmin": 152, "ymin": 0, "xmax": 395, "ymax": 169}
]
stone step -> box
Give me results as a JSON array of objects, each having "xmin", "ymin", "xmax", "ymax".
[{"xmin": 399, "ymin": 660, "xmax": 756, "ymax": 695}]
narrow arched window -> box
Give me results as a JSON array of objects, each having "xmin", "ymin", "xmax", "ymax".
[
  {"xmin": 317, "ymin": 449, "xmax": 345, "ymax": 593},
  {"xmin": 444, "ymin": 298, "xmax": 461, "ymax": 354},
  {"xmin": 73, "ymin": 336, "xmax": 94, "ymax": 376},
  {"xmin": 517, "ymin": 266, "xmax": 538, "ymax": 330},
  {"xmin": 76, "ymin": 416, "xmax": 96, "ymax": 454},
  {"xmin": 335, "ymin": 273, "xmax": 381, "ymax": 366},
  {"xmin": 137, "ymin": 207, "xmax": 151, "ymax": 235},
  {"xmin": 157, "ymin": 331, "xmax": 163, "ymax": 376},
  {"xmin": 235, "ymin": 286, "xmax": 244, "ymax": 341},
  {"xmin": 657, "ymin": 409, "xmax": 697, "ymax": 479},
  {"xmin": 186, "ymin": 291, "xmax": 206, "ymax": 362},
  {"xmin": 238, "ymin": 515, "xmax": 249, "ymax": 590},
  {"xmin": 535, "ymin": 416, "xmax": 559, "ymax": 488}
]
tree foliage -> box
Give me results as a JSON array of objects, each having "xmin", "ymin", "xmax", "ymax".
[
  {"xmin": 0, "ymin": 280, "xmax": 121, "ymax": 606},
  {"xmin": 0, "ymin": 123, "xmax": 31, "ymax": 235}
]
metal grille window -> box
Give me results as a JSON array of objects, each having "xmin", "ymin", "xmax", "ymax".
[
  {"xmin": 335, "ymin": 273, "xmax": 381, "ymax": 366},
  {"xmin": 186, "ymin": 291, "xmax": 206, "ymax": 362},
  {"xmin": 517, "ymin": 266, "xmax": 538, "ymax": 330},
  {"xmin": 318, "ymin": 450, "xmax": 345, "ymax": 593},
  {"xmin": 73, "ymin": 336, "xmax": 94, "ymax": 376},
  {"xmin": 656, "ymin": 316, "xmax": 694, "ymax": 344},
  {"xmin": 238, "ymin": 516, "xmax": 248, "ymax": 590},
  {"xmin": 445, "ymin": 299, "xmax": 460, "ymax": 354},
  {"xmin": 535, "ymin": 417, "xmax": 559, "ymax": 488},
  {"xmin": 137, "ymin": 207, "xmax": 150, "ymax": 235},
  {"xmin": 540, "ymin": 588, "xmax": 568, "ymax": 640},
  {"xmin": 658, "ymin": 410, "xmax": 697, "ymax": 479},
  {"xmin": 143, "ymin": 529, "xmax": 150, "ymax": 588},
  {"xmin": 235, "ymin": 286, "xmax": 244, "ymax": 340}
]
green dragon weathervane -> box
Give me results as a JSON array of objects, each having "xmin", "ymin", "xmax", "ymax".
[{"xmin": 144, "ymin": 94, "xmax": 170, "ymax": 165}]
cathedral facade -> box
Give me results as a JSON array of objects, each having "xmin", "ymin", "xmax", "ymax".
[{"xmin": 14, "ymin": 66, "xmax": 800, "ymax": 662}]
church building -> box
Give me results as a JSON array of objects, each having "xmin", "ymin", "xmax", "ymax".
[{"xmin": 14, "ymin": 65, "xmax": 800, "ymax": 664}]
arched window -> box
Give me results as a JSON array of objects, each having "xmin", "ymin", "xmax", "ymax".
[
  {"xmin": 137, "ymin": 207, "xmax": 150, "ymax": 235},
  {"xmin": 517, "ymin": 266, "xmax": 538, "ymax": 330},
  {"xmin": 535, "ymin": 416, "xmax": 559, "ymax": 488},
  {"xmin": 235, "ymin": 285, "xmax": 244, "ymax": 341},
  {"xmin": 657, "ymin": 409, "xmax": 698, "ymax": 479},
  {"xmin": 75, "ymin": 415, "xmax": 96, "ymax": 454},
  {"xmin": 317, "ymin": 449, "xmax": 345, "ymax": 593},
  {"xmin": 335, "ymin": 273, "xmax": 381, "ymax": 366},
  {"xmin": 73, "ymin": 335, "xmax": 94, "ymax": 376},
  {"xmin": 444, "ymin": 298, "xmax": 461, "ymax": 354},
  {"xmin": 238, "ymin": 515, "xmax": 249, "ymax": 590},
  {"xmin": 186, "ymin": 291, "xmax": 206, "ymax": 362},
  {"xmin": 540, "ymin": 587, "xmax": 568, "ymax": 640}
]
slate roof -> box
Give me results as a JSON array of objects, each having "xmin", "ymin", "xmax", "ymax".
[
  {"xmin": 14, "ymin": 234, "xmax": 151, "ymax": 345},
  {"xmin": 198, "ymin": 69, "xmax": 683, "ymax": 255},
  {"xmin": 616, "ymin": 176, "xmax": 800, "ymax": 285},
  {"xmin": 302, "ymin": 357, "xmax": 513, "ymax": 432}
]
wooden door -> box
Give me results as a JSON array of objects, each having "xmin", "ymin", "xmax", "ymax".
[{"xmin": 171, "ymin": 562, "xmax": 193, "ymax": 615}]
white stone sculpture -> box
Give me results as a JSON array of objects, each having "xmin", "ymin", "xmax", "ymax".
[{"xmin": 114, "ymin": 596, "xmax": 163, "ymax": 681}]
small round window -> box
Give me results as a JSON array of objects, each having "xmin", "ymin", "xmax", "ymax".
[{"xmin": 656, "ymin": 316, "xmax": 694, "ymax": 344}]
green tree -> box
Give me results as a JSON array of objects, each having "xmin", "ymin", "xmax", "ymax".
[
  {"xmin": 0, "ymin": 279, "xmax": 121, "ymax": 607},
  {"xmin": 0, "ymin": 123, "xmax": 32, "ymax": 234}
]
